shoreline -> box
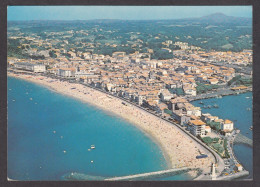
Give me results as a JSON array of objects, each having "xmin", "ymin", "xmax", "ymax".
[
  {"xmin": 8, "ymin": 72, "xmax": 215, "ymax": 175},
  {"xmin": 9, "ymin": 74, "xmax": 173, "ymax": 168}
]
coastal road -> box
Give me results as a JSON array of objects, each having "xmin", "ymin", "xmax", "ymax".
[{"xmin": 81, "ymin": 83, "xmax": 225, "ymax": 176}]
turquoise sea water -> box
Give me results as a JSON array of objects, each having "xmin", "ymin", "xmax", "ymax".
[
  {"xmin": 7, "ymin": 77, "xmax": 191, "ymax": 181},
  {"xmin": 191, "ymin": 92, "xmax": 253, "ymax": 179}
]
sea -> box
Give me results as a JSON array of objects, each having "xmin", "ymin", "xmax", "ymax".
[
  {"xmin": 191, "ymin": 92, "xmax": 253, "ymax": 179},
  {"xmin": 7, "ymin": 76, "xmax": 192, "ymax": 181}
]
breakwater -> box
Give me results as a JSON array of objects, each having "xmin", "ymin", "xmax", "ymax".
[{"xmin": 105, "ymin": 167, "xmax": 191, "ymax": 181}]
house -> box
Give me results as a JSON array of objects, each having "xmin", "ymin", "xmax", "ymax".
[
  {"xmin": 207, "ymin": 78, "xmax": 219, "ymax": 85},
  {"xmin": 160, "ymin": 89, "xmax": 174, "ymax": 101},
  {"xmin": 47, "ymin": 67, "xmax": 58, "ymax": 75},
  {"xmin": 205, "ymin": 125, "xmax": 212, "ymax": 133},
  {"xmin": 172, "ymin": 110, "xmax": 191, "ymax": 126},
  {"xmin": 221, "ymin": 119, "xmax": 234, "ymax": 136},
  {"xmin": 189, "ymin": 120, "xmax": 206, "ymax": 137},
  {"xmin": 170, "ymin": 97, "xmax": 188, "ymax": 111},
  {"xmin": 183, "ymin": 86, "xmax": 197, "ymax": 96},
  {"xmin": 235, "ymin": 164, "xmax": 243, "ymax": 172},
  {"xmin": 201, "ymin": 113, "xmax": 211, "ymax": 122}
]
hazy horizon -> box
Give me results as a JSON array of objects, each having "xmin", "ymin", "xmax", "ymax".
[{"xmin": 8, "ymin": 6, "xmax": 252, "ymax": 21}]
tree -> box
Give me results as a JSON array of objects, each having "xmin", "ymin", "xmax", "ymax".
[
  {"xmin": 202, "ymin": 137, "xmax": 213, "ymax": 145},
  {"xmin": 49, "ymin": 50, "xmax": 57, "ymax": 58}
]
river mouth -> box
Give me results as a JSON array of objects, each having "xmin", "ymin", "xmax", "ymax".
[{"xmin": 191, "ymin": 92, "xmax": 253, "ymax": 179}]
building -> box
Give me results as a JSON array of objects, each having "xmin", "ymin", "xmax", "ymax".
[
  {"xmin": 112, "ymin": 51, "xmax": 126, "ymax": 58},
  {"xmin": 221, "ymin": 119, "xmax": 234, "ymax": 132},
  {"xmin": 205, "ymin": 125, "xmax": 212, "ymax": 133},
  {"xmin": 235, "ymin": 164, "xmax": 243, "ymax": 172},
  {"xmin": 221, "ymin": 119, "xmax": 234, "ymax": 136},
  {"xmin": 189, "ymin": 119, "xmax": 206, "ymax": 137},
  {"xmin": 14, "ymin": 62, "xmax": 46, "ymax": 73},
  {"xmin": 160, "ymin": 89, "xmax": 173, "ymax": 101},
  {"xmin": 57, "ymin": 68, "xmax": 76, "ymax": 77}
]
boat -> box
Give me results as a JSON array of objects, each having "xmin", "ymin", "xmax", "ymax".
[
  {"xmin": 90, "ymin": 145, "xmax": 95, "ymax": 149},
  {"xmin": 91, "ymin": 160, "xmax": 94, "ymax": 163},
  {"xmin": 208, "ymin": 105, "xmax": 212, "ymax": 109},
  {"xmin": 12, "ymin": 99, "xmax": 15, "ymax": 102},
  {"xmin": 199, "ymin": 101, "xmax": 204, "ymax": 104},
  {"xmin": 246, "ymin": 108, "xmax": 251, "ymax": 111},
  {"xmin": 246, "ymin": 97, "xmax": 250, "ymax": 99},
  {"xmin": 53, "ymin": 130, "xmax": 56, "ymax": 134},
  {"xmin": 30, "ymin": 98, "xmax": 33, "ymax": 100},
  {"xmin": 63, "ymin": 150, "xmax": 67, "ymax": 153},
  {"xmin": 249, "ymin": 126, "xmax": 253, "ymax": 130},
  {"xmin": 203, "ymin": 105, "xmax": 207, "ymax": 109}
]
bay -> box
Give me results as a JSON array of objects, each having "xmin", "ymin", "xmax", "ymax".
[{"xmin": 8, "ymin": 76, "xmax": 176, "ymax": 180}]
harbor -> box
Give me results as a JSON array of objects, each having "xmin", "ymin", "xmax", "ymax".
[{"xmin": 191, "ymin": 92, "xmax": 253, "ymax": 179}]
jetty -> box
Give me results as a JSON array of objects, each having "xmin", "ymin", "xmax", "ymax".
[
  {"xmin": 187, "ymin": 87, "xmax": 252, "ymax": 102},
  {"xmin": 105, "ymin": 167, "xmax": 191, "ymax": 181},
  {"xmin": 233, "ymin": 133, "xmax": 253, "ymax": 147}
]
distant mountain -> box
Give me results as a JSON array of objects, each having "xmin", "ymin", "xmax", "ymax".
[
  {"xmin": 195, "ymin": 13, "xmax": 251, "ymax": 25},
  {"xmin": 8, "ymin": 12, "xmax": 251, "ymax": 26}
]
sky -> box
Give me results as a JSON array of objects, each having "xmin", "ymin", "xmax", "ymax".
[{"xmin": 7, "ymin": 6, "xmax": 252, "ymax": 21}]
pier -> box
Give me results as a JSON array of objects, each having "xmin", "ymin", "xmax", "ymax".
[
  {"xmin": 105, "ymin": 167, "xmax": 191, "ymax": 181},
  {"xmin": 187, "ymin": 87, "xmax": 252, "ymax": 102},
  {"xmin": 233, "ymin": 133, "xmax": 253, "ymax": 147}
]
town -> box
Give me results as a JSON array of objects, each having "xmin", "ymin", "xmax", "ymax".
[{"xmin": 7, "ymin": 18, "xmax": 252, "ymax": 180}]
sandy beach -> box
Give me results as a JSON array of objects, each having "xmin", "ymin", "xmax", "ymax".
[{"xmin": 8, "ymin": 72, "xmax": 215, "ymax": 173}]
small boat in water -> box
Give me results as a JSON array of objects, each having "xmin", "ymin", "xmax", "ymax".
[
  {"xmin": 213, "ymin": 104, "xmax": 219, "ymax": 108},
  {"xmin": 246, "ymin": 108, "xmax": 251, "ymax": 111},
  {"xmin": 91, "ymin": 145, "xmax": 95, "ymax": 149},
  {"xmin": 53, "ymin": 130, "xmax": 56, "ymax": 134},
  {"xmin": 30, "ymin": 98, "xmax": 33, "ymax": 100},
  {"xmin": 246, "ymin": 97, "xmax": 250, "ymax": 99},
  {"xmin": 12, "ymin": 99, "xmax": 15, "ymax": 102},
  {"xmin": 199, "ymin": 101, "xmax": 204, "ymax": 104},
  {"xmin": 249, "ymin": 126, "xmax": 253, "ymax": 130}
]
